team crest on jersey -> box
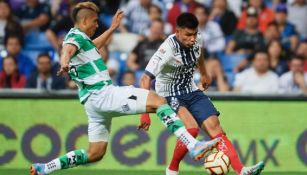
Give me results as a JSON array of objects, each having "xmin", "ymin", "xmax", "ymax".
[
  {"xmin": 159, "ymin": 48, "xmax": 166, "ymax": 54},
  {"xmin": 121, "ymin": 104, "xmax": 130, "ymax": 112},
  {"xmin": 170, "ymin": 97, "xmax": 179, "ymax": 111},
  {"xmin": 193, "ymin": 45, "xmax": 200, "ymax": 56}
]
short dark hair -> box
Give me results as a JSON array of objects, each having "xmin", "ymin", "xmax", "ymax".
[
  {"xmin": 4, "ymin": 34, "xmax": 22, "ymax": 47},
  {"xmin": 267, "ymin": 21, "xmax": 278, "ymax": 28},
  {"xmin": 266, "ymin": 39, "xmax": 282, "ymax": 51},
  {"xmin": 176, "ymin": 13, "xmax": 199, "ymax": 29},
  {"xmin": 124, "ymin": 70, "xmax": 135, "ymax": 76},
  {"xmin": 149, "ymin": 4, "xmax": 162, "ymax": 14},
  {"xmin": 150, "ymin": 18, "xmax": 164, "ymax": 27},
  {"xmin": 251, "ymin": 49, "xmax": 269, "ymax": 61},
  {"xmin": 2, "ymin": 55, "xmax": 17, "ymax": 65},
  {"xmin": 195, "ymin": 4, "xmax": 210, "ymax": 15},
  {"xmin": 291, "ymin": 55, "xmax": 305, "ymax": 62},
  {"xmin": 37, "ymin": 52, "xmax": 51, "ymax": 61}
]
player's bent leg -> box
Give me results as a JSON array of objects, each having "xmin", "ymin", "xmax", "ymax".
[
  {"xmin": 85, "ymin": 93, "xmax": 111, "ymax": 163},
  {"xmin": 145, "ymin": 91, "xmax": 167, "ymax": 112},
  {"xmin": 167, "ymin": 107, "xmax": 199, "ymax": 174},
  {"xmin": 166, "ymin": 127, "xmax": 199, "ymax": 175},
  {"xmin": 87, "ymin": 142, "xmax": 108, "ymax": 162},
  {"xmin": 201, "ymin": 115, "xmax": 224, "ymax": 137},
  {"xmin": 30, "ymin": 144, "xmax": 108, "ymax": 175},
  {"xmin": 30, "ymin": 142, "xmax": 108, "ymax": 175},
  {"xmin": 30, "ymin": 149, "xmax": 89, "ymax": 175},
  {"xmin": 30, "ymin": 104, "xmax": 111, "ymax": 175},
  {"xmin": 202, "ymin": 115, "xmax": 244, "ymax": 174},
  {"xmin": 177, "ymin": 107, "xmax": 199, "ymax": 129},
  {"xmin": 145, "ymin": 91, "xmax": 220, "ymax": 161}
]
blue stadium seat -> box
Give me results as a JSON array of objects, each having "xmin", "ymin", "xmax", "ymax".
[
  {"xmin": 217, "ymin": 53, "xmax": 247, "ymax": 72},
  {"xmin": 22, "ymin": 49, "xmax": 57, "ymax": 65},
  {"xmin": 224, "ymin": 71, "xmax": 236, "ymax": 87},
  {"xmin": 24, "ymin": 31, "xmax": 53, "ymax": 50},
  {"xmin": 217, "ymin": 53, "xmax": 248, "ymax": 87},
  {"xmin": 99, "ymin": 14, "xmax": 113, "ymax": 28},
  {"xmin": 109, "ymin": 51, "xmax": 128, "ymax": 85},
  {"xmin": 22, "ymin": 31, "xmax": 56, "ymax": 64}
]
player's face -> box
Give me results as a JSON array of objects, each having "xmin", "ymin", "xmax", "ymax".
[
  {"xmin": 176, "ymin": 27, "xmax": 198, "ymax": 48},
  {"xmin": 84, "ymin": 14, "xmax": 99, "ymax": 37}
]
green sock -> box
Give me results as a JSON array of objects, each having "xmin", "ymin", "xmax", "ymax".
[
  {"xmin": 59, "ymin": 149, "xmax": 88, "ymax": 169},
  {"xmin": 156, "ymin": 104, "xmax": 184, "ymax": 133},
  {"xmin": 156, "ymin": 104, "xmax": 197, "ymax": 150},
  {"xmin": 44, "ymin": 149, "xmax": 88, "ymax": 174}
]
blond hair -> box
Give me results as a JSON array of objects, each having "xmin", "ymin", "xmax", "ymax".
[{"xmin": 72, "ymin": 1, "xmax": 99, "ymax": 23}]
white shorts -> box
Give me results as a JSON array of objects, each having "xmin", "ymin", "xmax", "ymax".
[{"xmin": 84, "ymin": 85, "xmax": 149, "ymax": 142}]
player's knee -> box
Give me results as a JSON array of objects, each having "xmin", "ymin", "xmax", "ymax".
[
  {"xmin": 212, "ymin": 123, "xmax": 223, "ymax": 133},
  {"xmin": 156, "ymin": 96, "xmax": 167, "ymax": 106},
  {"xmin": 147, "ymin": 92, "xmax": 167, "ymax": 110},
  {"xmin": 203, "ymin": 116, "xmax": 223, "ymax": 133},
  {"xmin": 209, "ymin": 122, "xmax": 222, "ymax": 132},
  {"xmin": 93, "ymin": 152, "xmax": 105, "ymax": 162}
]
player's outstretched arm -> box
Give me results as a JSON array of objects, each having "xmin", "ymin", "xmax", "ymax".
[
  {"xmin": 57, "ymin": 44, "xmax": 77, "ymax": 76},
  {"xmin": 138, "ymin": 41, "xmax": 171, "ymax": 130},
  {"xmin": 140, "ymin": 74, "xmax": 152, "ymax": 90},
  {"xmin": 137, "ymin": 74, "xmax": 153, "ymax": 131},
  {"xmin": 197, "ymin": 51, "xmax": 212, "ymax": 91},
  {"xmin": 93, "ymin": 10, "xmax": 124, "ymax": 49}
]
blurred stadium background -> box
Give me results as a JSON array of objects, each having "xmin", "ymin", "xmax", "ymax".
[{"xmin": 0, "ymin": 0, "xmax": 307, "ymax": 174}]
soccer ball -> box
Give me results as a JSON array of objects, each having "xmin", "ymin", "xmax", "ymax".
[{"xmin": 204, "ymin": 151, "xmax": 230, "ymax": 175}]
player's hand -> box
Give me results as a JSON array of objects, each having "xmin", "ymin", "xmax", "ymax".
[
  {"xmin": 199, "ymin": 76, "xmax": 212, "ymax": 91},
  {"xmin": 110, "ymin": 10, "xmax": 124, "ymax": 31},
  {"xmin": 57, "ymin": 64, "xmax": 69, "ymax": 76},
  {"xmin": 137, "ymin": 113, "xmax": 151, "ymax": 131}
]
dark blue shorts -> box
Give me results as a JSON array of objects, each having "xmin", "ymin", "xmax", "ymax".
[{"xmin": 166, "ymin": 90, "xmax": 220, "ymax": 127}]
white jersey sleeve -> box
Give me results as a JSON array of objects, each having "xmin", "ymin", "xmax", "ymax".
[{"xmin": 145, "ymin": 40, "xmax": 173, "ymax": 79}]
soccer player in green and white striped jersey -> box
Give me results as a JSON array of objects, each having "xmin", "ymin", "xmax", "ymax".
[{"xmin": 30, "ymin": 2, "xmax": 220, "ymax": 175}]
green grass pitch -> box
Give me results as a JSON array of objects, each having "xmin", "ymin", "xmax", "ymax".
[{"xmin": 0, "ymin": 169, "xmax": 305, "ymax": 175}]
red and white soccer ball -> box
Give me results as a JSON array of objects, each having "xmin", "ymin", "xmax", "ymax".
[{"xmin": 204, "ymin": 151, "xmax": 230, "ymax": 175}]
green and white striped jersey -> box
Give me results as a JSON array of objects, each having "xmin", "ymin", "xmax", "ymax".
[{"xmin": 63, "ymin": 28, "xmax": 112, "ymax": 104}]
